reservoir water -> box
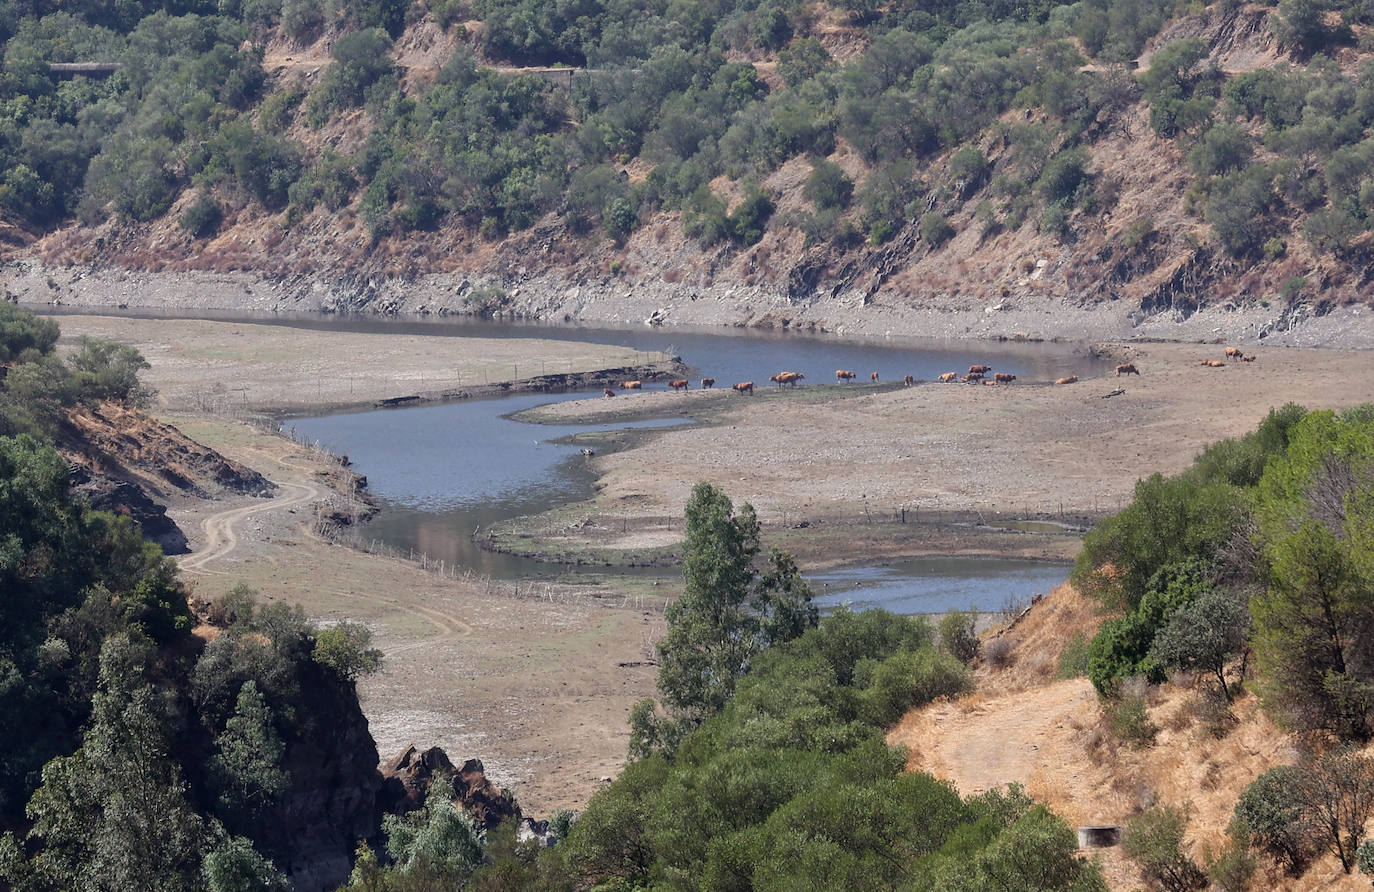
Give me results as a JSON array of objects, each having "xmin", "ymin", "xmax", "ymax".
[{"xmin": 46, "ymin": 307, "xmax": 1081, "ymax": 612}]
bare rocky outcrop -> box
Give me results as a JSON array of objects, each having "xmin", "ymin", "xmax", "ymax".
[
  {"xmin": 259, "ymin": 662, "xmax": 385, "ymax": 892},
  {"xmin": 379, "ymin": 745, "xmax": 522, "ymax": 830}
]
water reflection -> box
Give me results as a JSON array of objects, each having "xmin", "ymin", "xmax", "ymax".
[{"xmin": 810, "ymin": 557, "xmax": 1067, "ymax": 615}]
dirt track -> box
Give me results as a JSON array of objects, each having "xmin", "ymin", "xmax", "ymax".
[{"xmin": 49, "ymin": 313, "xmax": 1374, "ymax": 819}]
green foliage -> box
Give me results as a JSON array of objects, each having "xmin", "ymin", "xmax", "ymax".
[
  {"xmin": 208, "ymin": 681, "xmax": 289, "ymax": 830},
  {"xmin": 1358, "ymin": 838, "xmax": 1374, "ymax": 883},
  {"xmin": 202, "ymin": 833, "xmax": 291, "ymax": 892},
  {"xmin": 1087, "ymin": 560, "xmax": 1212, "ymax": 694},
  {"xmin": 803, "ymin": 159, "xmax": 853, "ymax": 211},
  {"xmin": 67, "ymin": 335, "xmax": 154, "ymax": 406},
  {"xmin": 381, "ymin": 782, "xmax": 484, "ymax": 885},
  {"xmin": 17, "ymin": 637, "xmax": 209, "ymax": 891},
  {"xmin": 1250, "ymin": 408, "xmax": 1374, "ymax": 738},
  {"xmin": 939, "ymin": 609, "xmax": 980, "ymax": 664},
  {"xmin": 777, "ymin": 37, "xmax": 834, "ymax": 88},
  {"xmin": 1122, "ymin": 804, "xmax": 1207, "ymax": 890},
  {"xmin": 645, "ymin": 483, "xmax": 818, "ymax": 749},
  {"xmin": 1234, "ymin": 765, "xmax": 1312, "ymax": 873},
  {"xmin": 1057, "ymin": 630, "xmax": 1092, "ymax": 678},
  {"xmin": 1149, "ymin": 588, "xmax": 1249, "ymax": 700},
  {"xmin": 1187, "ymin": 403, "xmax": 1308, "ymax": 488},
  {"xmin": 1073, "ymin": 472, "xmax": 1245, "ymax": 611},
  {"xmin": 1188, "ymin": 122, "xmax": 1251, "ymax": 176},
  {"xmin": 313, "ymin": 621, "xmax": 383, "ymax": 681},
  {"xmin": 920, "ymin": 210, "xmax": 955, "ymax": 246},
  {"xmin": 307, "ymin": 28, "xmax": 397, "ymax": 125},
  {"xmin": 180, "ymin": 192, "xmax": 224, "ymax": 238},
  {"xmin": 566, "ymin": 601, "xmax": 1081, "ymax": 891},
  {"xmin": 0, "ymin": 303, "xmax": 59, "ymax": 363},
  {"xmin": 1138, "ymin": 38, "xmax": 1220, "ymax": 138},
  {"xmin": 858, "ymin": 647, "xmax": 972, "ymax": 726}
]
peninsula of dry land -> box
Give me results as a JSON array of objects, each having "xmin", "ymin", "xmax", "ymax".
[{"xmin": 53, "ymin": 313, "xmax": 1374, "ymax": 820}]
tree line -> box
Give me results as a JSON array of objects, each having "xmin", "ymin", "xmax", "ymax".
[
  {"xmin": 1070, "ymin": 401, "xmax": 1374, "ymax": 885},
  {"xmin": 7, "ymin": 0, "xmax": 1374, "ymax": 270}
]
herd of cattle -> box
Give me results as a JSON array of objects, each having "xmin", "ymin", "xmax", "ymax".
[{"xmin": 597, "ymin": 347, "xmax": 1255, "ymax": 398}]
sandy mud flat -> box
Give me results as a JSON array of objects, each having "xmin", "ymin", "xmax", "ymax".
[{"xmin": 48, "ymin": 312, "xmax": 1374, "ymax": 815}]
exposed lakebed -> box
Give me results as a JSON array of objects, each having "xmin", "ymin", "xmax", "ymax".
[{"xmin": 280, "ymin": 315, "xmax": 1091, "ymax": 612}]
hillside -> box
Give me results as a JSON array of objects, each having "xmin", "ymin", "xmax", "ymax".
[{"xmin": 4, "ymin": 0, "xmax": 1374, "ymax": 343}]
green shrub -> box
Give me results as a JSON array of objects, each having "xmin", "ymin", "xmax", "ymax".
[
  {"xmin": 180, "ymin": 193, "xmax": 223, "ymax": 239},
  {"xmin": 1057, "ymin": 631, "xmax": 1092, "ymax": 678},
  {"xmin": 313, "ymin": 622, "xmax": 383, "ymax": 682},
  {"xmin": 803, "ymin": 160, "xmax": 853, "ymax": 211},
  {"xmin": 1106, "ymin": 682, "xmax": 1157, "ymax": 746},
  {"xmin": 1234, "ymin": 765, "xmax": 1311, "ymax": 873},
  {"xmin": 1122, "ymin": 805, "xmax": 1206, "ymax": 890},
  {"xmin": 939, "ymin": 610, "xmax": 980, "ymax": 664},
  {"xmin": 919, "ymin": 211, "xmax": 954, "ymax": 246}
]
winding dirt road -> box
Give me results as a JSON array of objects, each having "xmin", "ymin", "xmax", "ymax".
[{"xmin": 179, "ymin": 477, "xmax": 319, "ymax": 575}]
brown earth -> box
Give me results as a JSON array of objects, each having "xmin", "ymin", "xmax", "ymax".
[
  {"xmin": 891, "ymin": 582, "xmax": 1369, "ymax": 891},
  {"xmin": 508, "ymin": 340, "xmax": 1374, "ymax": 566},
  {"xmin": 166, "ymin": 415, "xmax": 661, "ymax": 815},
  {"xmin": 48, "ymin": 312, "xmax": 1374, "ymax": 825}
]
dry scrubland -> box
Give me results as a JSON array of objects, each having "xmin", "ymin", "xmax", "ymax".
[
  {"xmin": 53, "ymin": 314, "xmax": 1374, "ymax": 844},
  {"xmin": 895, "ymin": 582, "xmax": 1370, "ymax": 891}
]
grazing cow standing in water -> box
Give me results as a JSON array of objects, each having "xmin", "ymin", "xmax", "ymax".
[
  {"xmin": 669, "ymin": 379, "xmax": 689, "ymax": 391},
  {"xmin": 836, "ymin": 370, "xmax": 857, "ymax": 383},
  {"xmin": 701, "ymin": 377, "xmax": 715, "ymax": 389},
  {"xmin": 603, "ymin": 388, "xmax": 616, "ymax": 398},
  {"xmin": 622, "ymin": 380, "xmax": 642, "ymax": 389},
  {"xmin": 903, "ymin": 375, "xmax": 915, "ymax": 386},
  {"xmin": 1115, "ymin": 363, "xmax": 1139, "ymax": 376},
  {"xmin": 733, "ymin": 381, "xmax": 754, "ymax": 395}
]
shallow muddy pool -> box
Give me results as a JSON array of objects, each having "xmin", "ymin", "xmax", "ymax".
[{"xmin": 810, "ymin": 557, "xmax": 1068, "ymax": 615}]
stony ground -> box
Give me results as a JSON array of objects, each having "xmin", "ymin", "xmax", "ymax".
[{"xmin": 49, "ymin": 311, "xmax": 1374, "ymax": 825}]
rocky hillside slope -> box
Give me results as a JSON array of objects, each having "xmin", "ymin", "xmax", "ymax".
[{"xmin": 5, "ymin": 2, "xmax": 1374, "ymax": 347}]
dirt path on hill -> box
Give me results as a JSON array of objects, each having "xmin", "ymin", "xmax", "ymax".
[
  {"xmin": 893, "ymin": 678, "xmax": 1100, "ymax": 799},
  {"xmin": 164, "ymin": 415, "xmax": 658, "ymax": 815},
  {"xmin": 179, "ymin": 477, "xmax": 318, "ymax": 574}
]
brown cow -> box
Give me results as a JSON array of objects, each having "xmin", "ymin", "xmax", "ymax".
[
  {"xmin": 969, "ymin": 364, "xmax": 992, "ymax": 374},
  {"xmin": 964, "ymin": 372, "xmax": 984, "ymax": 384},
  {"xmin": 903, "ymin": 375, "xmax": 915, "ymax": 386},
  {"xmin": 603, "ymin": 388, "xmax": 616, "ymax": 398},
  {"xmin": 1200, "ymin": 359, "xmax": 1226, "ymax": 368},
  {"xmin": 938, "ymin": 372, "xmax": 958, "ymax": 383},
  {"xmin": 1242, "ymin": 355, "xmax": 1257, "ymax": 363},
  {"xmin": 669, "ymin": 379, "xmax": 689, "ymax": 391},
  {"xmin": 1225, "ymin": 346, "xmax": 1244, "ymax": 358},
  {"xmin": 994, "ymin": 372, "xmax": 1017, "ymax": 384},
  {"xmin": 1115, "ymin": 363, "xmax": 1139, "ymax": 376},
  {"xmin": 870, "ymin": 372, "xmax": 880, "ymax": 382},
  {"xmin": 701, "ymin": 377, "xmax": 716, "ymax": 389},
  {"xmin": 836, "ymin": 370, "xmax": 857, "ymax": 382},
  {"xmin": 778, "ymin": 372, "xmax": 804, "ymax": 386},
  {"xmin": 622, "ymin": 380, "xmax": 642, "ymax": 389},
  {"xmin": 1054, "ymin": 376, "xmax": 1078, "ymax": 385},
  {"xmin": 733, "ymin": 381, "xmax": 754, "ymax": 395}
]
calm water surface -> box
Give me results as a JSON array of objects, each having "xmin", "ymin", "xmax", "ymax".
[{"xmin": 45, "ymin": 306, "xmax": 1081, "ymax": 610}]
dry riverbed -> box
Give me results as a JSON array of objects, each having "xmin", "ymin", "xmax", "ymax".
[{"xmin": 49, "ymin": 312, "xmax": 1374, "ymax": 816}]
